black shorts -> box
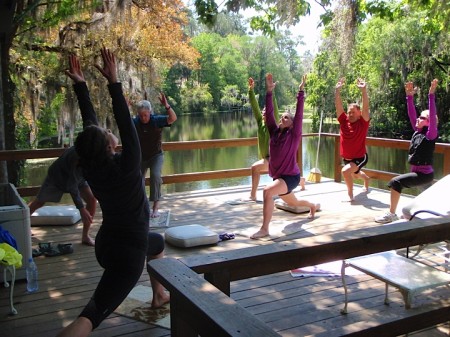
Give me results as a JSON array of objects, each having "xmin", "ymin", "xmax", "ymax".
[
  {"xmin": 277, "ymin": 174, "xmax": 301, "ymax": 195},
  {"xmin": 343, "ymin": 153, "xmax": 369, "ymax": 174}
]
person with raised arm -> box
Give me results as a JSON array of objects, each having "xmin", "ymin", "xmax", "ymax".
[
  {"xmin": 56, "ymin": 48, "xmax": 168, "ymax": 337},
  {"xmin": 375, "ymin": 79, "xmax": 439, "ymax": 224},
  {"xmin": 335, "ymin": 77, "xmax": 371, "ymax": 202},
  {"xmin": 250, "ymin": 73, "xmax": 319, "ymax": 240},
  {"xmin": 134, "ymin": 93, "xmax": 177, "ymax": 218}
]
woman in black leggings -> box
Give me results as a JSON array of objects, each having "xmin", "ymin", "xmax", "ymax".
[{"xmin": 57, "ymin": 48, "xmax": 168, "ymax": 337}]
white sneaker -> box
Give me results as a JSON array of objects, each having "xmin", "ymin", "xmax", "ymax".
[{"xmin": 374, "ymin": 212, "xmax": 399, "ymax": 224}]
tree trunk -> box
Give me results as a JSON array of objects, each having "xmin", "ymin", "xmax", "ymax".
[{"xmin": 0, "ymin": 0, "xmax": 20, "ymax": 185}]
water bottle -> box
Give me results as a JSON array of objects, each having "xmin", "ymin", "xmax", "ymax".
[{"xmin": 26, "ymin": 257, "xmax": 39, "ymax": 293}]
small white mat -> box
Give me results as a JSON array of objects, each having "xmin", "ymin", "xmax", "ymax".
[
  {"xmin": 31, "ymin": 205, "xmax": 81, "ymax": 226},
  {"xmin": 164, "ymin": 224, "xmax": 219, "ymax": 248},
  {"xmin": 149, "ymin": 210, "xmax": 171, "ymax": 228},
  {"xmin": 275, "ymin": 200, "xmax": 310, "ymax": 214}
]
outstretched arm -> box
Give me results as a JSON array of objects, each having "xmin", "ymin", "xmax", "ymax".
[
  {"xmin": 265, "ymin": 73, "xmax": 277, "ymax": 132},
  {"xmin": 335, "ymin": 78, "xmax": 345, "ymax": 118},
  {"xmin": 65, "ymin": 54, "xmax": 98, "ymax": 127},
  {"xmin": 427, "ymin": 78, "xmax": 438, "ymax": 140},
  {"xmin": 159, "ymin": 92, "xmax": 177, "ymax": 124},
  {"xmin": 293, "ymin": 74, "xmax": 306, "ymax": 135},
  {"xmin": 405, "ymin": 81, "xmax": 417, "ymax": 129},
  {"xmin": 357, "ymin": 78, "xmax": 370, "ymax": 121},
  {"xmin": 248, "ymin": 77, "xmax": 262, "ymax": 123},
  {"xmin": 95, "ymin": 47, "xmax": 140, "ymax": 169}
]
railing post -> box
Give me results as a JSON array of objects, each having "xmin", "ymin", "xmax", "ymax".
[
  {"xmin": 443, "ymin": 147, "xmax": 450, "ymax": 176},
  {"xmin": 334, "ymin": 136, "xmax": 341, "ymax": 182}
]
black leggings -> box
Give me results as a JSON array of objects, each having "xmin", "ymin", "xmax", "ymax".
[
  {"xmin": 146, "ymin": 232, "xmax": 165, "ymax": 274},
  {"xmin": 79, "ymin": 228, "xmax": 147, "ymax": 329},
  {"xmin": 388, "ymin": 171, "xmax": 434, "ymax": 193}
]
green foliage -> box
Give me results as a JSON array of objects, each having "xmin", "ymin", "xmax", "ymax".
[
  {"xmin": 37, "ymin": 92, "xmax": 65, "ymax": 141},
  {"xmin": 220, "ymin": 85, "xmax": 243, "ymax": 111},
  {"xmin": 194, "ymin": 0, "xmax": 219, "ymax": 26},
  {"xmin": 181, "ymin": 83, "xmax": 214, "ymax": 113},
  {"xmin": 188, "ymin": 32, "xmax": 300, "ymax": 113}
]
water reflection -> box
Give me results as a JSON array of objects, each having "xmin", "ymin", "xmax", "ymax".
[{"xmin": 23, "ymin": 110, "xmax": 443, "ymax": 198}]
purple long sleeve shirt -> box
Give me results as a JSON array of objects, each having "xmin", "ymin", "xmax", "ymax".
[
  {"xmin": 266, "ymin": 90, "xmax": 304, "ymax": 179},
  {"xmin": 406, "ymin": 93, "xmax": 438, "ymax": 174}
]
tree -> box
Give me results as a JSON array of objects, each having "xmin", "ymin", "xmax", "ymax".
[
  {"xmin": 194, "ymin": 0, "xmax": 334, "ymax": 36},
  {"xmin": 1, "ymin": 0, "xmax": 199, "ymax": 183},
  {"xmin": 220, "ymin": 85, "xmax": 242, "ymax": 111}
]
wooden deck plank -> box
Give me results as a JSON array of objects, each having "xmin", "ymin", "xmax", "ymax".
[{"xmin": 2, "ymin": 180, "xmax": 448, "ymax": 336}]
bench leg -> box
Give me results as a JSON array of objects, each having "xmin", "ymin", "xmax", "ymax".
[
  {"xmin": 341, "ymin": 260, "xmax": 349, "ymax": 314},
  {"xmin": 399, "ymin": 289, "xmax": 412, "ymax": 309},
  {"xmin": 384, "ymin": 283, "xmax": 390, "ymax": 305},
  {"xmin": 204, "ymin": 270, "xmax": 230, "ymax": 296},
  {"xmin": 170, "ymin": 296, "xmax": 197, "ymax": 337},
  {"xmin": 4, "ymin": 265, "xmax": 18, "ymax": 315}
]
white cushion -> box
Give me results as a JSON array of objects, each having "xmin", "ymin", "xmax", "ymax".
[
  {"xmin": 31, "ymin": 205, "xmax": 81, "ymax": 226},
  {"xmin": 164, "ymin": 224, "xmax": 219, "ymax": 248},
  {"xmin": 275, "ymin": 200, "xmax": 310, "ymax": 214},
  {"xmin": 402, "ymin": 174, "xmax": 450, "ymax": 219}
]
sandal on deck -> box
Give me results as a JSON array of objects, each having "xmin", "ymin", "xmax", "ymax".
[
  {"xmin": 44, "ymin": 243, "xmax": 74, "ymax": 257},
  {"xmin": 219, "ymin": 233, "xmax": 235, "ymax": 241},
  {"xmin": 32, "ymin": 248, "xmax": 42, "ymax": 258},
  {"xmin": 32, "ymin": 242, "xmax": 54, "ymax": 257}
]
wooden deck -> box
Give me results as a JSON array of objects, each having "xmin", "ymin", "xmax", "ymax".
[{"xmin": 2, "ymin": 179, "xmax": 450, "ymax": 336}]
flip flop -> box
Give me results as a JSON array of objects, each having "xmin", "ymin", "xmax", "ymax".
[
  {"xmin": 219, "ymin": 233, "xmax": 235, "ymax": 241},
  {"xmin": 32, "ymin": 248, "xmax": 42, "ymax": 257},
  {"xmin": 44, "ymin": 243, "xmax": 74, "ymax": 257},
  {"xmin": 38, "ymin": 242, "xmax": 52, "ymax": 253}
]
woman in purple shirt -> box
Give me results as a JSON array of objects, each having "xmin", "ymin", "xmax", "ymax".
[
  {"xmin": 251, "ymin": 73, "xmax": 320, "ymax": 239},
  {"xmin": 375, "ymin": 78, "xmax": 439, "ymax": 224}
]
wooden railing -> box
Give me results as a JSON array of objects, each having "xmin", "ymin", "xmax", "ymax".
[{"xmin": 1, "ymin": 134, "xmax": 450, "ymax": 197}]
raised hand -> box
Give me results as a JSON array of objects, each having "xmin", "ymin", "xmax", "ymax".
[
  {"xmin": 356, "ymin": 78, "xmax": 367, "ymax": 90},
  {"xmin": 429, "ymin": 78, "xmax": 438, "ymax": 95},
  {"xmin": 335, "ymin": 77, "xmax": 345, "ymax": 91},
  {"xmin": 94, "ymin": 47, "xmax": 118, "ymax": 84},
  {"xmin": 404, "ymin": 81, "xmax": 416, "ymax": 96},
  {"xmin": 248, "ymin": 77, "xmax": 254, "ymax": 90},
  {"xmin": 65, "ymin": 54, "xmax": 85, "ymax": 83},
  {"xmin": 158, "ymin": 92, "xmax": 168, "ymax": 107},
  {"xmin": 299, "ymin": 74, "xmax": 307, "ymax": 91},
  {"xmin": 265, "ymin": 73, "xmax": 276, "ymax": 93}
]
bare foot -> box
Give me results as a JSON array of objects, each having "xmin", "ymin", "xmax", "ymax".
[
  {"xmin": 82, "ymin": 237, "xmax": 95, "ymax": 247},
  {"xmin": 151, "ymin": 291, "xmax": 170, "ymax": 309},
  {"xmin": 307, "ymin": 203, "xmax": 320, "ymax": 219},
  {"xmin": 250, "ymin": 229, "xmax": 269, "ymax": 239}
]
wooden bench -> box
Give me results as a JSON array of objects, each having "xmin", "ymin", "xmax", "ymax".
[
  {"xmin": 341, "ymin": 251, "xmax": 450, "ymax": 312},
  {"xmin": 149, "ymin": 257, "xmax": 280, "ymax": 337},
  {"xmin": 149, "ymin": 217, "xmax": 450, "ymax": 336},
  {"xmin": 180, "ymin": 217, "xmax": 450, "ymax": 295}
]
